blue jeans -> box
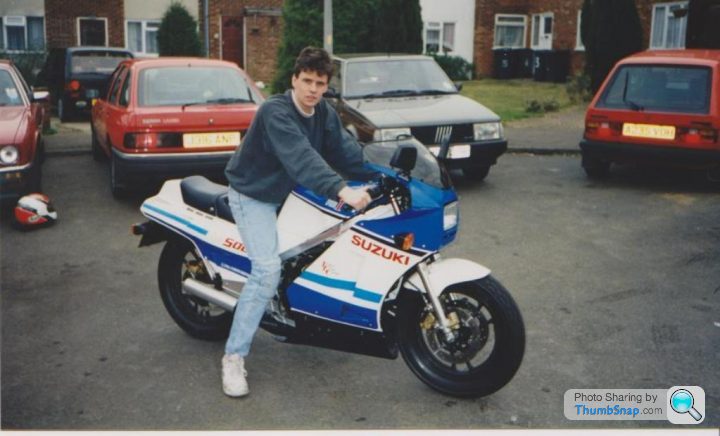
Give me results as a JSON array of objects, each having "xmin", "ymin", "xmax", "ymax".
[{"xmin": 225, "ymin": 188, "xmax": 282, "ymax": 356}]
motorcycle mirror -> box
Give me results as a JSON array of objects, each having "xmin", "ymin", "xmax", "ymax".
[
  {"xmin": 323, "ymin": 87, "xmax": 340, "ymax": 99},
  {"xmin": 437, "ymin": 134, "xmax": 451, "ymax": 161},
  {"xmin": 390, "ymin": 144, "xmax": 417, "ymax": 175}
]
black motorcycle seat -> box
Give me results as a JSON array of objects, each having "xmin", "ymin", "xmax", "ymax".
[{"xmin": 180, "ymin": 176, "xmax": 229, "ymax": 217}]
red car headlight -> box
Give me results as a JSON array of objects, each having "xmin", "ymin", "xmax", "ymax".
[{"xmin": 0, "ymin": 145, "xmax": 19, "ymax": 165}]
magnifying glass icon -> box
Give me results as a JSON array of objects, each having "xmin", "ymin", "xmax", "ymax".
[{"xmin": 670, "ymin": 389, "xmax": 703, "ymax": 421}]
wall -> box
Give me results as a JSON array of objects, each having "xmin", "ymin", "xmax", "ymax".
[
  {"xmin": 203, "ymin": 0, "xmax": 283, "ymax": 85},
  {"xmin": 45, "ymin": 0, "xmax": 125, "ymax": 48},
  {"xmin": 124, "ymin": 0, "xmax": 199, "ymax": 21},
  {"xmin": 0, "ymin": 0, "xmax": 44, "ymax": 16},
  {"xmin": 473, "ymin": 0, "xmax": 679, "ymax": 79},
  {"xmin": 420, "ymin": 0, "xmax": 476, "ymax": 63}
]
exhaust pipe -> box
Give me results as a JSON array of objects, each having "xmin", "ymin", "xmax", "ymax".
[{"xmin": 182, "ymin": 278, "xmax": 237, "ymax": 312}]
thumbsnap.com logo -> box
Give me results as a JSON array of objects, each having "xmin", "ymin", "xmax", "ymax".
[
  {"xmin": 667, "ymin": 386, "xmax": 705, "ymax": 424},
  {"xmin": 564, "ymin": 387, "xmax": 706, "ymax": 424}
]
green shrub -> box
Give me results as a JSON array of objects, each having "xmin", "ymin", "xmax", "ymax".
[
  {"xmin": 432, "ymin": 54, "xmax": 474, "ymax": 80},
  {"xmin": 157, "ymin": 3, "xmax": 202, "ymax": 57},
  {"xmin": 581, "ymin": 0, "xmax": 643, "ymax": 92},
  {"xmin": 566, "ymin": 73, "xmax": 593, "ymax": 103},
  {"xmin": 525, "ymin": 98, "xmax": 560, "ymax": 114}
]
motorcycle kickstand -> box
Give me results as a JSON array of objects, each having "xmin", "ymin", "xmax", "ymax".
[{"xmin": 415, "ymin": 261, "xmax": 457, "ymax": 342}]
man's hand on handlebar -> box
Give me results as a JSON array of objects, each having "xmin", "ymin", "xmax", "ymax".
[{"xmin": 338, "ymin": 186, "xmax": 372, "ymax": 211}]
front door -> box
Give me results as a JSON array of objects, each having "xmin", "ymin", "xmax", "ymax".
[
  {"xmin": 222, "ymin": 16, "xmax": 244, "ymax": 68},
  {"xmin": 531, "ymin": 13, "xmax": 553, "ymax": 50}
]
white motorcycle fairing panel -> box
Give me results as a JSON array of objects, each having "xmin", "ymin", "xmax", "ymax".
[{"xmin": 286, "ymin": 226, "xmax": 431, "ymax": 331}]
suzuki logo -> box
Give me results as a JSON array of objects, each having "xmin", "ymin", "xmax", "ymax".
[{"xmin": 435, "ymin": 125, "xmax": 452, "ymax": 144}]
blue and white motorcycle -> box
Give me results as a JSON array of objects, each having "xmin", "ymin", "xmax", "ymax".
[{"xmin": 134, "ymin": 139, "xmax": 525, "ymax": 397}]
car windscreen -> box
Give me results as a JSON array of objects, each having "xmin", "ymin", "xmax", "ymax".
[
  {"xmin": 70, "ymin": 51, "xmax": 131, "ymax": 74},
  {"xmin": 0, "ymin": 70, "xmax": 23, "ymax": 107},
  {"xmin": 137, "ymin": 66, "xmax": 259, "ymax": 107},
  {"xmin": 344, "ymin": 59, "xmax": 458, "ymax": 99},
  {"xmin": 363, "ymin": 139, "xmax": 450, "ymax": 189},
  {"xmin": 597, "ymin": 65, "xmax": 712, "ymax": 114}
]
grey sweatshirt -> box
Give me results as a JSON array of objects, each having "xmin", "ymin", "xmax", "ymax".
[{"xmin": 225, "ymin": 90, "xmax": 375, "ymax": 204}]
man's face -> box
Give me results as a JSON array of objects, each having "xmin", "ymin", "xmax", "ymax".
[{"xmin": 291, "ymin": 69, "xmax": 329, "ymax": 113}]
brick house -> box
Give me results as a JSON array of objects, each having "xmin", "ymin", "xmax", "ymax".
[
  {"xmin": 2, "ymin": 0, "xmax": 697, "ymax": 83},
  {"xmin": 200, "ymin": 0, "xmax": 283, "ymax": 85},
  {"xmin": 0, "ymin": 0, "xmax": 282, "ymax": 84},
  {"xmin": 473, "ymin": 0, "xmax": 693, "ymax": 79}
]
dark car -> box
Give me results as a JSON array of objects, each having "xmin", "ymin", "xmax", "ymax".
[
  {"xmin": 327, "ymin": 54, "xmax": 507, "ymax": 181},
  {"xmin": 580, "ymin": 50, "xmax": 719, "ymax": 178},
  {"xmin": 0, "ymin": 60, "xmax": 48, "ymax": 202},
  {"xmin": 39, "ymin": 46, "xmax": 133, "ymax": 121}
]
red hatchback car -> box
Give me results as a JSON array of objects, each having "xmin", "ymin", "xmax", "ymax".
[
  {"xmin": 91, "ymin": 57, "xmax": 263, "ymax": 196},
  {"xmin": 0, "ymin": 60, "xmax": 47, "ymax": 202},
  {"xmin": 580, "ymin": 49, "xmax": 720, "ymax": 178}
]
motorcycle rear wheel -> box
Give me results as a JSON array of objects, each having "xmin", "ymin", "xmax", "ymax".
[
  {"xmin": 158, "ymin": 237, "xmax": 232, "ymax": 340},
  {"xmin": 398, "ymin": 276, "xmax": 525, "ymax": 397}
]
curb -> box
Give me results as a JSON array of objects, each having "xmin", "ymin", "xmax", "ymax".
[
  {"xmin": 507, "ymin": 148, "xmax": 581, "ymax": 156},
  {"xmin": 46, "ymin": 149, "xmax": 92, "ymax": 157}
]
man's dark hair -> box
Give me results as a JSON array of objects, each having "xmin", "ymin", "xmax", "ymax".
[{"xmin": 292, "ymin": 46, "xmax": 334, "ymax": 79}]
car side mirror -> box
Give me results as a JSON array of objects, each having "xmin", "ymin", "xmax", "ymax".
[
  {"xmin": 390, "ymin": 143, "xmax": 417, "ymax": 174},
  {"xmin": 32, "ymin": 90, "xmax": 50, "ymax": 103},
  {"xmin": 454, "ymin": 82, "xmax": 463, "ymax": 92},
  {"xmin": 323, "ymin": 87, "xmax": 340, "ymax": 99}
]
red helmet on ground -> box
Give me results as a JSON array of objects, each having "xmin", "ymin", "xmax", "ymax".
[{"xmin": 14, "ymin": 193, "xmax": 57, "ymax": 227}]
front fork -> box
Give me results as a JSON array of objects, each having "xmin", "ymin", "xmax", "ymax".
[{"xmin": 415, "ymin": 261, "xmax": 460, "ymax": 342}]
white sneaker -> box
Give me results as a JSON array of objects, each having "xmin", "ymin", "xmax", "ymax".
[{"xmin": 221, "ymin": 354, "xmax": 249, "ymax": 397}]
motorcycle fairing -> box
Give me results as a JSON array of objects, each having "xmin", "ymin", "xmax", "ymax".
[
  {"xmin": 286, "ymin": 225, "xmax": 432, "ymax": 331},
  {"xmin": 140, "ymin": 181, "xmax": 251, "ymax": 283}
]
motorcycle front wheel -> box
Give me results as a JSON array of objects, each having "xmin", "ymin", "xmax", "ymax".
[
  {"xmin": 398, "ymin": 276, "xmax": 525, "ymax": 397},
  {"xmin": 158, "ymin": 237, "xmax": 232, "ymax": 340}
]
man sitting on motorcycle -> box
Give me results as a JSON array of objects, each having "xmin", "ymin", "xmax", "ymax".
[{"xmin": 221, "ymin": 46, "xmax": 376, "ymax": 397}]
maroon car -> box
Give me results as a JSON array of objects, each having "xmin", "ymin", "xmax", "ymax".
[{"xmin": 0, "ymin": 60, "xmax": 47, "ymax": 202}]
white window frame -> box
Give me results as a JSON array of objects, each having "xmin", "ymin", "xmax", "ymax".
[
  {"xmin": 575, "ymin": 10, "xmax": 585, "ymax": 51},
  {"xmin": 125, "ymin": 20, "xmax": 161, "ymax": 55},
  {"xmin": 531, "ymin": 12, "xmax": 554, "ymax": 50},
  {"xmin": 77, "ymin": 17, "xmax": 108, "ymax": 47},
  {"xmin": 649, "ymin": 1, "xmax": 689, "ymax": 49},
  {"xmin": 423, "ymin": 21, "xmax": 457, "ymax": 54},
  {"xmin": 441, "ymin": 21, "xmax": 456, "ymax": 53},
  {"xmin": 424, "ymin": 22, "xmax": 441, "ymax": 54},
  {"xmin": 493, "ymin": 14, "xmax": 527, "ymax": 49},
  {"xmin": 2, "ymin": 16, "xmax": 45, "ymax": 52}
]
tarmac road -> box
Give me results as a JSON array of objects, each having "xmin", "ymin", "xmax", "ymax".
[{"xmin": 2, "ymin": 150, "xmax": 719, "ymax": 430}]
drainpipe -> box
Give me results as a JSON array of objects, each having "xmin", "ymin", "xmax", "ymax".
[
  {"xmin": 323, "ymin": 0, "xmax": 333, "ymax": 54},
  {"xmin": 203, "ymin": 0, "xmax": 210, "ymax": 57}
]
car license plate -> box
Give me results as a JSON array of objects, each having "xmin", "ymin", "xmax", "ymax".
[
  {"xmin": 622, "ymin": 123, "xmax": 675, "ymax": 140},
  {"xmin": 429, "ymin": 144, "xmax": 471, "ymax": 159},
  {"xmin": 183, "ymin": 132, "xmax": 241, "ymax": 148}
]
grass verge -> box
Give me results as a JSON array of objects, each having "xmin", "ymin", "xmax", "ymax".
[{"xmin": 460, "ymin": 78, "xmax": 574, "ymax": 122}]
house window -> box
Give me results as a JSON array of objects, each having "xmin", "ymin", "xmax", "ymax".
[
  {"xmin": 493, "ymin": 14, "xmax": 527, "ymax": 49},
  {"xmin": 424, "ymin": 22, "xmax": 456, "ymax": 54},
  {"xmin": 575, "ymin": 10, "xmax": 585, "ymax": 51},
  {"xmin": 78, "ymin": 17, "xmax": 108, "ymax": 46},
  {"xmin": 127, "ymin": 20, "xmax": 160, "ymax": 54},
  {"xmin": 1, "ymin": 16, "xmax": 45, "ymax": 51},
  {"xmin": 650, "ymin": 2, "xmax": 688, "ymax": 49}
]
